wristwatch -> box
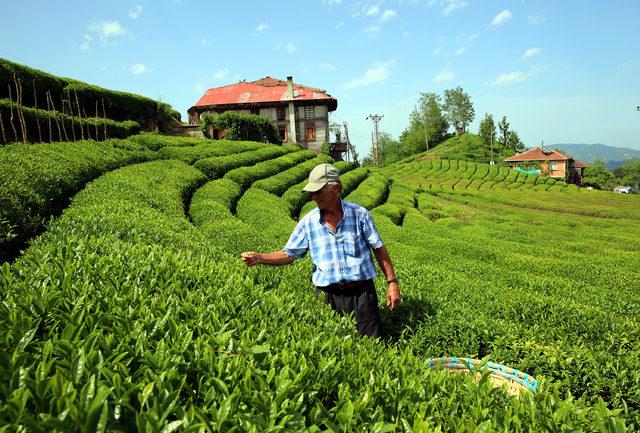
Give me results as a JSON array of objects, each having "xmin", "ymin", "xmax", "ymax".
[{"xmin": 387, "ymin": 278, "xmax": 399, "ymax": 284}]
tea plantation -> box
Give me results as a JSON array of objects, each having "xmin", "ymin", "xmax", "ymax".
[{"xmin": 1, "ymin": 135, "xmax": 639, "ymax": 432}]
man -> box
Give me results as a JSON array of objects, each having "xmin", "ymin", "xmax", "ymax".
[{"xmin": 241, "ymin": 163, "xmax": 400, "ymax": 338}]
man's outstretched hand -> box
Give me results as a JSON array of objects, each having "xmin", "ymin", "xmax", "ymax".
[
  {"xmin": 386, "ymin": 283, "xmax": 401, "ymax": 310},
  {"xmin": 241, "ymin": 251, "xmax": 260, "ymax": 266}
]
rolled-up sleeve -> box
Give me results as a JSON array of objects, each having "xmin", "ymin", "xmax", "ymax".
[
  {"xmin": 361, "ymin": 210, "xmax": 383, "ymax": 250},
  {"xmin": 282, "ymin": 220, "xmax": 308, "ymax": 258}
]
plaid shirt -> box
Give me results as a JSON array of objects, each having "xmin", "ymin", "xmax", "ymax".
[{"xmin": 283, "ymin": 200, "xmax": 384, "ymax": 287}]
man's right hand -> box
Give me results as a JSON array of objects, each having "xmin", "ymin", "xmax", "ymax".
[{"xmin": 241, "ymin": 251, "xmax": 260, "ymax": 266}]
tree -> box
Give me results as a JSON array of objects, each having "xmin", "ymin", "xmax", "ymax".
[
  {"xmin": 582, "ymin": 158, "xmax": 615, "ymax": 190},
  {"xmin": 498, "ymin": 116, "xmax": 509, "ymax": 149},
  {"xmin": 442, "ymin": 87, "xmax": 474, "ymax": 133},
  {"xmin": 478, "ymin": 113, "xmax": 496, "ymax": 157},
  {"xmin": 613, "ymin": 159, "xmax": 640, "ymax": 190},
  {"xmin": 363, "ymin": 132, "xmax": 403, "ymax": 166},
  {"xmin": 507, "ymin": 131, "xmax": 524, "ymax": 152},
  {"xmin": 400, "ymin": 92, "xmax": 448, "ymax": 155}
]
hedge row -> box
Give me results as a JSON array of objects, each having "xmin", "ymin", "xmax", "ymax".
[
  {"xmin": 194, "ymin": 145, "xmax": 298, "ymax": 179},
  {"xmin": 235, "ymin": 187, "xmax": 297, "ymax": 246},
  {"xmin": 127, "ymin": 133, "xmax": 205, "ymax": 151},
  {"xmin": 0, "ymin": 99, "xmax": 140, "ymax": 144},
  {"xmin": 224, "ymin": 150, "xmax": 315, "ymax": 190},
  {"xmin": 0, "ymin": 58, "xmax": 180, "ymax": 132},
  {"xmin": 340, "ymin": 167, "xmax": 370, "ymax": 197},
  {"xmin": 0, "ymin": 138, "xmax": 154, "ymax": 261},
  {"xmin": 344, "ymin": 173, "xmax": 390, "ymax": 210},
  {"xmin": 190, "ymin": 178, "xmax": 242, "ymax": 226},
  {"xmin": 159, "ymin": 140, "xmax": 268, "ymax": 164},
  {"xmin": 253, "ymin": 154, "xmax": 334, "ymax": 196}
]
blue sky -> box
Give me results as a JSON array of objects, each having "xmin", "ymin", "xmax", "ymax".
[{"xmin": 1, "ymin": 0, "xmax": 639, "ymax": 156}]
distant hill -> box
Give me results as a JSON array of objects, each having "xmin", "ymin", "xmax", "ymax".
[{"xmin": 551, "ymin": 143, "xmax": 640, "ymax": 170}]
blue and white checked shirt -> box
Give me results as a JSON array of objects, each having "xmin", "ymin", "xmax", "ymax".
[{"xmin": 282, "ymin": 200, "xmax": 384, "ymax": 287}]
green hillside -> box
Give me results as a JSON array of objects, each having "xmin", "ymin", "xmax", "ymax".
[
  {"xmin": 408, "ymin": 133, "xmax": 516, "ymax": 163},
  {"xmin": 1, "ymin": 135, "xmax": 639, "ymax": 431}
]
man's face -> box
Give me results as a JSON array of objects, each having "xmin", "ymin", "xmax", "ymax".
[{"xmin": 310, "ymin": 183, "xmax": 339, "ymax": 210}]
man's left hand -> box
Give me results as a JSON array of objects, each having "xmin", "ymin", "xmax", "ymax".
[{"xmin": 386, "ymin": 283, "xmax": 400, "ymax": 310}]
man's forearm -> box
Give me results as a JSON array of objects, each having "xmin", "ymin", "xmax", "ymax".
[
  {"xmin": 373, "ymin": 245, "xmax": 396, "ymax": 280},
  {"xmin": 241, "ymin": 251, "xmax": 295, "ymax": 266}
]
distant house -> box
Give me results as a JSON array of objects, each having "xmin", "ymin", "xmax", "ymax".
[
  {"xmin": 613, "ymin": 186, "xmax": 632, "ymax": 194},
  {"xmin": 504, "ymin": 146, "xmax": 590, "ymax": 183},
  {"xmin": 188, "ymin": 76, "xmax": 337, "ymax": 152}
]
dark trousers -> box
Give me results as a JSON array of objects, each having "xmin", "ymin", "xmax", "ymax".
[{"xmin": 319, "ymin": 279, "xmax": 384, "ymax": 338}]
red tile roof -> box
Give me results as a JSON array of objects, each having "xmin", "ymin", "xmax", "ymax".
[
  {"xmin": 574, "ymin": 160, "xmax": 590, "ymax": 168},
  {"xmin": 504, "ymin": 147, "xmax": 572, "ymax": 162},
  {"xmin": 190, "ymin": 76, "xmax": 337, "ymax": 111}
]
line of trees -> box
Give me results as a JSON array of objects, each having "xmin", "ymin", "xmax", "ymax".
[
  {"xmin": 363, "ymin": 87, "xmax": 474, "ymax": 165},
  {"xmin": 477, "ymin": 113, "xmax": 525, "ymax": 161},
  {"xmin": 582, "ymin": 158, "xmax": 640, "ymax": 192}
]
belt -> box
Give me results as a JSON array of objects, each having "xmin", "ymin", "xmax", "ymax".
[{"xmin": 320, "ymin": 279, "xmax": 372, "ymax": 296}]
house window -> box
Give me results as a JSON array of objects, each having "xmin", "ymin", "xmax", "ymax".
[
  {"xmin": 549, "ymin": 162, "xmax": 558, "ymax": 171},
  {"xmin": 250, "ymin": 108, "xmax": 259, "ymax": 115},
  {"xmin": 278, "ymin": 126, "xmax": 287, "ymax": 141},
  {"xmin": 304, "ymin": 106, "xmax": 315, "ymax": 120},
  {"xmin": 305, "ymin": 123, "xmax": 316, "ymax": 141},
  {"xmin": 277, "ymin": 107, "xmax": 286, "ymax": 121}
]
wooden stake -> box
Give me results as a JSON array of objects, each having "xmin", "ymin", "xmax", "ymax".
[
  {"xmin": 74, "ymin": 90, "xmax": 84, "ymax": 140},
  {"xmin": 66, "ymin": 92, "xmax": 76, "ymax": 141},
  {"xmin": 32, "ymin": 79, "xmax": 42, "ymax": 142},
  {"xmin": 57, "ymin": 93, "xmax": 68, "ymax": 142},
  {"xmin": 83, "ymin": 108, "xmax": 91, "ymax": 140},
  {"xmin": 102, "ymin": 98, "xmax": 108, "ymax": 140},
  {"xmin": 14, "ymin": 75, "xmax": 28, "ymax": 143},
  {"xmin": 45, "ymin": 89, "xmax": 53, "ymax": 142},
  {"xmin": 94, "ymin": 100, "xmax": 100, "ymax": 140},
  {"xmin": 48, "ymin": 91, "xmax": 63, "ymax": 142},
  {"xmin": 7, "ymin": 84, "xmax": 18, "ymax": 142},
  {"xmin": 0, "ymin": 112, "xmax": 7, "ymax": 144}
]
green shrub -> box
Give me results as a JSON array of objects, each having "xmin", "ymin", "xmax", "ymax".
[
  {"xmin": 344, "ymin": 173, "xmax": 390, "ymax": 209},
  {"xmin": 253, "ymin": 154, "xmax": 333, "ymax": 196},
  {"xmin": 201, "ymin": 111, "xmax": 281, "ymax": 144},
  {"xmin": 224, "ymin": 150, "xmax": 315, "ymax": 190},
  {"xmin": 159, "ymin": 140, "xmax": 268, "ymax": 164},
  {"xmin": 194, "ymin": 145, "xmax": 297, "ymax": 179}
]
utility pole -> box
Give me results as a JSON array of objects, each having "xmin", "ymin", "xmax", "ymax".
[
  {"xmin": 366, "ymin": 114, "xmax": 383, "ymax": 167},
  {"xmin": 343, "ymin": 122, "xmax": 355, "ymax": 163}
]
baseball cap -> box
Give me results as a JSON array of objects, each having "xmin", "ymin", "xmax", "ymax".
[{"xmin": 302, "ymin": 163, "xmax": 340, "ymax": 192}]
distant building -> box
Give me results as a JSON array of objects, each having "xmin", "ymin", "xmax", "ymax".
[
  {"xmin": 504, "ymin": 146, "xmax": 590, "ymax": 183},
  {"xmin": 613, "ymin": 186, "xmax": 632, "ymax": 194},
  {"xmin": 188, "ymin": 76, "xmax": 337, "ymax": 152}
]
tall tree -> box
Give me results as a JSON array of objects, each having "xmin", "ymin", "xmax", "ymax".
[
  {"xmin": 442, "ymin": 87, "xmax": 474, "ymax": 133},
  {"xmin": 478, "ymin": 113, "xmax": 496, "ymax": 155},
  {"xmin": 582, "ymin": 158, "xmax": 615, "ymax": 190},
  {"xmin": 507, "ymin": 131, "xmax": 524, "ymax": 152},
  {"xmin": 401, "ymin": 92, "xmax": 448, "ymax": 154},
  {"xmin": 498, "ymin": 116, "xmax": 509, "ymax": 149}
]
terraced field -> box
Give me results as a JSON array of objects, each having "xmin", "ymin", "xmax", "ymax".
[{"xmin": 1, "ymin": 136, "xmax": 639, "ymax": 431}]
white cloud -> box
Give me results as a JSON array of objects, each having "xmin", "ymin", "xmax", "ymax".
[
  {"xmin": 255, "ymin": 22, "xmax": 270, "ymax": 32},
  {"xmin": 128, "ymin": 5, "xmax": 143, "ymax": 19},
  {"xmin": 323, "ymin": 0, "xmax": 342, "ymax": 5},
  {"xmin": 364, "ymin": 24, "xmax": 381, "ymax": 36},
  {"xmin": 80, "ymin": 34, "xmax": 93, "ymax": 50},
  {"xmin": 442, "ymin": 0, "xmax": 468, "ymax": 16},
  {"xmin": 616, "ymin": 62, "xmax": 629, "ymax": 76},
  {"xmin": 87, "ymin": 20, "xmax": 127, "ymax": 46},
  {"xmin": 379, "ymin": 9, "xmax": 397, "ymax": 22},
  {"xmin": 130, "ymin": 63, "xmax": 146, "ymax": 74},
  {"xmin": 490, "ymin": 9, "xmax": 512, "ymax": 27},
  {"xmin": 195, "ymin": 83, "xmax": 204, "ymax": 93},
  {"xmin": 286, "ymin": 42, "xmax": 297, "ymax": 53},
  {"xmin": 457, "ymin": 32, "xmax": 478, "ymax": 44},
  {"xmin": 489, "ymin": 65, "xmax": 548, "ymax": 87},
  {"xmin": 432, "ymin": 47, "xmax": 443, "ymax": 57},
  {"xmin": 336, "ymin": 21, "xmax": 345, "ymax": 28},
  {"xmin": 454, "ymin": 47, "xmax": 466, "ymax": 56},
  {"xmin": 528, "ymin": 14, "xmax": 545, "ymax": 24},
  {"xmin": 319, "ymin": 62, "xmax": 337, "ymax": 72},
  {"xmin": 212, "ymin": 67, "xmax": 229, "ymax": 80},
  {"xmin": 522, "ymin": 48, "xmax": 542, "ymax": 59},
  {"xmin": 344, "ymin": 60, "xmax": 395, "ymax": 89},
  {"xmin": 434, "ymin": 68, "xmax": 455, "ymax": 82},
  {"xmin": 366, "ymin": 5, "xmax": 380, "ymax": 16}
]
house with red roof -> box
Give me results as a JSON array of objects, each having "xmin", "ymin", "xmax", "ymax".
[
  {"xmin": 188, "ymin": 76, "xmax": 337, "ymax": 152},
  {"xmin": 504, "ymin": 146, "xmax": 590, "ymax": 183}
]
